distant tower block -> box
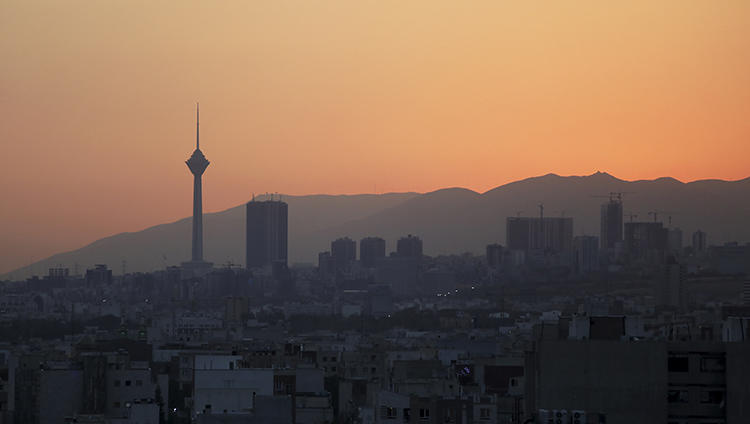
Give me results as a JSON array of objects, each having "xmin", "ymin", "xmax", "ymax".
[
  {"xmin": 246, "ymin": 199, "xmax": 288, "ymax": 270},
  {"xmin": 183, "ymin": 104, "xmax": 212, "ymax": 271},
  {"xmin": 692, "ymin": 230, "xmax": 707, "ymax": 252},
  {"xmin": 600, "ymin": 197, "xmax": 623, "ymax": 250}
]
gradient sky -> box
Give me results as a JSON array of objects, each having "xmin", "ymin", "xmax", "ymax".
[{"xmin": 1, "ymin": 1, "xmax": 749, "ymax": 274}]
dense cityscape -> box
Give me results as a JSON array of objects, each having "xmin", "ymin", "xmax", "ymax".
[{"xmin": 0, "ymin": 116, "xmax": 748, "ymax": 424}]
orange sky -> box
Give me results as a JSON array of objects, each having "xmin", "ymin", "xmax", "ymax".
[{"xmin": 1, "ymin": 1, "xmax": 749, "ymax": 274}]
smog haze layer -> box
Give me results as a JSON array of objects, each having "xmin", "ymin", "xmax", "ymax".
[{"xmin": 1, "ymin": 1, "xmax": 749, "ymax": 274}]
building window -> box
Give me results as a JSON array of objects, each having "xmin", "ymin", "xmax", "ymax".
[
  {"xmin": 668, "ymin": 357, "xmax": 689, "ymax": 372},
  {"xmin": 700, "ymin": 390, "xmax": 725, "ymax": 404},
  {"xmin": 480, "ymin": 408, "xmax": 491, "ymax": 420},
  {"xmin": 668, "ymin": 390, "xmax": 689, "ymax": 403},
  {"xmin": 381, "ymin": 406, "xmax": 398, "ymax": 419},
  {"xmin": 419, "ymin": 408, "xmax": 430, "ymax": 420},
  {"xmin": 125, "ymin": 380, "xmax": 132, "ymax": 386},
  {"xmin": 700, "ymin": 356, "xmax": 726, "ymax": 373},
  {"xmin": 444, "ymin": 408, "xmax": 455, "ymax": 423},
  {"xmin": 403, "ymin": 408, "xmax": 411, "ymax": 422}
]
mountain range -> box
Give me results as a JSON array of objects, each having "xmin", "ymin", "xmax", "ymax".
[{"xmin": 4, "ymin": 172, "xmax": 749, "ymax": 279}]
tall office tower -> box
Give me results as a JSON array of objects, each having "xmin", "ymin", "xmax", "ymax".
[
  {"xmin": 185, "ymin": 104, "xmax": 211, "ymax": 265},
  {"xmin": 573, "ymin": 235, "xmax": 599, "ymax": 274},
  {"xmin": 85, "ymin": 264, "xmax": 112, "ymax": 289},
  {"xmin": 668, "ymin": 228, "xmax": 683, "ymax": 254},
  {"xmin": 505, "ymin": 217, "xmax": 574, "ymax": 252},
  {"xmin": 744, "ymin": 280, "xmax": 750, "ymax": 306},
  {"xmin": 397, "ymin": 234, "xmax": 423, "ymax": 258},
  {"xmin": 318, "ymin": 251, "xmax": 335, "ymax": 276},
  {"xmin": 600, "ymin": 199, "xmax": 623, "ymax": 250},
  {"xmin": 246, "ymin": 200, "xmax": 288, "ymax": 269},
  {"xmin": 360, "ymin": 237, "xmax": 386, "ymax": 268},
  {"xmin": 486, "ymin": 243, "xmax": 504, "ymax": 269},
  {"xmin": 658, "ymin": 256, "xmax": 686, "ymax": 310},
  {"xmin": 624, "ymin": 222, "xmax": 669, "ymax": 263},
  {"xmin": 331, "ymin": 237, "xmax": 356, "ymax": 271},
  {"xmin": 692, "ymin": 230, "xmax": 707, "ymax": 252}
]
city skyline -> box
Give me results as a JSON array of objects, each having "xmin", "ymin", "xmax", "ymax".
[
  {"xmin": 2, "ymin": 3, "xmax": 750, "ymax": 422},
  {"xmin": 2, "ymin": 1, "xmax": 750, "ymax": 279},
  {"xmin": 3, "ymin": 169, "xmax": 749, "ymax": 279}
]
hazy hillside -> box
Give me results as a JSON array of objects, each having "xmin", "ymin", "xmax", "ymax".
[
  {"xmin": 311, "ymin": 172, "xmax": 750, "ymax": 258},
  {"xmin": 4, "ymin": 172, "xmax": 750, "ymax": 279},
  {"xmin": 2, "ymin": 192, "xmax": 418, "ymax": 279}
]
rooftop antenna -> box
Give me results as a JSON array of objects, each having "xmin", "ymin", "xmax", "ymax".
[{"xmin": 196, "ymin": 102, "xmax": 200, "ymax": 150}]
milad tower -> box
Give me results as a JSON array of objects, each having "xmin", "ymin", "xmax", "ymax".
[{"xmin": 182, "ymin": 103, "xmax": 213, "ymax": 273}]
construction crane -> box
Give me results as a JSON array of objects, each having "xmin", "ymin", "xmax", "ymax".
[
  {"xmin": 648, "ymin": 210, "xmax": 679, "ymax": 223},
  {"xmin": 647, "ymin": 210, "xmax": 659, "ymax": 222},
  {"xmin": 609, "ymin": 191, "xmax": 634, "ymax": 202},
  {"xmin": 624, "ymin": 212, "xmax": 638, "ymax": 222},
  {"xmin": 591, "ymin": 191, "xmax": 635, "ymax": 202}
]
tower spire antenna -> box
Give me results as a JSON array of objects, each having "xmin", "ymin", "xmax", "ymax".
[{"xmin": 196, "ymin": 102, "xmax": 200, "ymax": 150}]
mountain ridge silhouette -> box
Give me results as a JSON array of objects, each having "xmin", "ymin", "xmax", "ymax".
[{"xmin": 4, "ymin": 172, "xmax": 749, "ymax": 279}]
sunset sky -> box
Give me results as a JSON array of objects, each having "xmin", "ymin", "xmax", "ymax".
[{"xmin": 1, "ymin": 1, "xmax": 749, "ymax": 274}]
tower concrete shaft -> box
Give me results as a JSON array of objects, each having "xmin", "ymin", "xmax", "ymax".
[{"xmin": 185, "ymin": 104, "xmax": 209, "ymax": 262}]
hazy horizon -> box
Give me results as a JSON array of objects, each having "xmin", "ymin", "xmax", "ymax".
[
  {"xmin": 3, "ymin": 3, "xmax": 750, "ymax": 422},
  {"xmin": 3, "ymin": 170, "xmax": 749, "ymax": 277},
  {"xmin": 2, "ymin": 0, "xmax": 750, "ymax": 275}
]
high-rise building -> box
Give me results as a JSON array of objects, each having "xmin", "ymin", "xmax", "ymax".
[
  {"xmin": 331, "ymin": 237, "xmax": 356, "ymax": 271},
  {"xmin": 85, "ymin": 264, "xmax": 112, "ymax": 288},
  {"xmin": 600, "ymin": 199, "xmax": 623, "ymax": 250},
  {"xmin": 225, "ymin": 296, "xmax": 249, "ymax": 323},
  {"xmin": 396, "ymin": 234, "xmax": 423, "ymax": 258},
  {"xmin": 692, "ymin": 230, "xmax": 707, "ymax": 252},
  {"xmin": 246, "ymin": 200, "xmax": 288, "ymax": 269},
  {"xmin": 573, "ymin": 235, "xmax": 599, "ymax": 274},
  {"xmin": 318, "ymin": 251, "xmax": 335, "ymax": 276},
  {"xmin": 506, "ymin": 217, "xmax": 573, "ymax": 253},
  {"xmin": 624, "ymin": 222, "xmax": 668, "ymax": 263},
  {"xmin": 486, "ymin": 244, "xmax": 504, "ymax": 269},
  {"xmin": 360, "ymin": 237, "xmax": 386, "ymax": 268},
  {"xmin": 183, "ymin": 104, "xmax": 212, "ymax": 271},
  {"xmin": 658, "ymin": 256, "xmax": 686, "ymax": 310},
  {"xmin": 668, "ymin": 228, "xmax": 683, "ymax": 254}
]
